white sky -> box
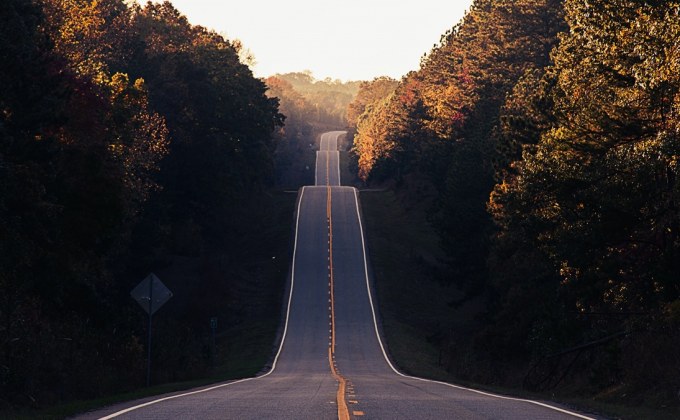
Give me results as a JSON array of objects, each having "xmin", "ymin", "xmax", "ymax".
[{"xmin": 150, "ymin": 0, "xmax": 474, "ymax": 81}]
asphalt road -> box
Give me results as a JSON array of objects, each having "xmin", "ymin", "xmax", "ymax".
[
  {"xmin": 78, "ymin": 131, "xmax": 598, "ymax": 419},
  {"xmin": 316, "ymin": 131, "xmax": 342, "ymax": 186}
]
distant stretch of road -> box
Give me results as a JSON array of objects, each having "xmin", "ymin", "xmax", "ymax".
[
  {"xmin": 79, "ymin": 131, "xmax": 597, "ymax": 419},
  {"xmin": 316, "ymin": 133, "xmax": 340, "ymax": 186}
]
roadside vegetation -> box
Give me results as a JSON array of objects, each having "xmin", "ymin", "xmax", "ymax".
[
  {"xmin": 350, "ymin": 0, "xmax": 680, "ymax": 417},
  {"xmin": 360, "ymin": 189, "xmax": 680, "ymax": 420},
  {"xmin": 0, "ymin": 0, "xmax": 338, "ymax": 416}
]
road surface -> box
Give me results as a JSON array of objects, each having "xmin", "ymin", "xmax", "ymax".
[
  {"xmin": 78, "ymin": 131, "xmax": 597, "ymax": 419},
  {"xmin": 316, "ymin": 132, "xmax": 341, "ymax": 186}
]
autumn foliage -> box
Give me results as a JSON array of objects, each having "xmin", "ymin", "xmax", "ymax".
[{"xmin": 350, "ymin": 0, "xmax": 680, "ymax": 407}]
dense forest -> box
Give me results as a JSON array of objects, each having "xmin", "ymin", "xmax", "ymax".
[
  {"xmin": 350, "ymin": 0, "xmax": 679, "ymax": 408},
  {"xmin": 0, "ymin": 0, "xmax": 299, "ymax": 410}
]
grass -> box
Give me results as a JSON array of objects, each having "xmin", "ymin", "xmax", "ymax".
[
  {"xmin": 214, "ymin": 190, "xmax": 298, "ymax": 376},
  {"xmin": 358, "ymin": 188, "xmax": 680, "ymax": 420},
  {"xmin": 358, "ymin": 190, "xmax": 464, "ymax": 379}
]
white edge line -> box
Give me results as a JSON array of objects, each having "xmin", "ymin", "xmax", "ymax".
[
  {"xmin": 99, "ymin": 187, "xmax": 307, "ymax": 419},
  {"xmin": 315, "ymin": 151, "xmax": 319, "ymax": 186},
  {"xmin": 350, "ymin": 188, "xmax": 596, "ymax": 420}
]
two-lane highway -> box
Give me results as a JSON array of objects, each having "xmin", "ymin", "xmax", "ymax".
[{"xmin": 79, "ymin": 131, "xmax": 597, "ymax": 419}]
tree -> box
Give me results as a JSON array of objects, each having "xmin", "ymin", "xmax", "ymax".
[
  {"xmin": 424, "ymin": 0, "xmax": 565, "ymax": 293},
  {"xmin": 487, "ymin": 0, "xmax": 680, "ymax": 395},
  {"xmin": 347, "ymin": 76, "xmax": 399, "ymax": 129},
  {"xmin": 492, "ymin": 0, "xmax": 680, "ymax": 315},
  {"xmin": 128, "ymin": 1, "xmax": 282, "ymax": 252}
]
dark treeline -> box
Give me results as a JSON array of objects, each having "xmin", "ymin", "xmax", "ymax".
[
  {"xmin": 1, "ymin": 0, "xmax": 288, "ymax": 409},
  {"xmin": 350, "ymin": 0, "xmax": 679, "ymax": 407}
]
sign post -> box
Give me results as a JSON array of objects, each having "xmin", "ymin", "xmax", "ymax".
[{"xmin": 131, "ymin": 273, "xmax": 173, "ymax": 386}]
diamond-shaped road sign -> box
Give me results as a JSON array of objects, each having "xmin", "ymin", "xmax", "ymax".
[{"xmin": 131, "ymin": 273, "xmax": 173, "ymax": 315}]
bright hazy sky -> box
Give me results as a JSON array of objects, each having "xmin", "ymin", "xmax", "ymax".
[{"xmin": 154, "ymin": 0, "xmax": 475, "ymax": 81}]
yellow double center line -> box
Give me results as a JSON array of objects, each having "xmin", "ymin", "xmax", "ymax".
[{"xmin": 325, "ymin": 150, "xmax": 350, "ymax": 420}]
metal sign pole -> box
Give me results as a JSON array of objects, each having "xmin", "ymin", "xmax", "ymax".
[
  {"xmin": 147, "ymin": 276, "xmax": 153, "ymax": 387},
  {"xmin": 131, "ymin": 272, "xmax": 172, "ymax": 388}
]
